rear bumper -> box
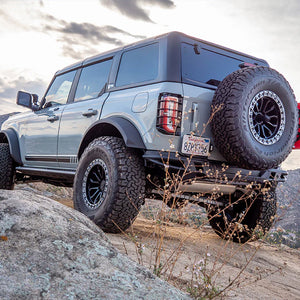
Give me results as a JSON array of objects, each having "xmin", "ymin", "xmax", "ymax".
[{"xmin": 143, "ymin": 150, "xmax": 287, "ymax": 186}]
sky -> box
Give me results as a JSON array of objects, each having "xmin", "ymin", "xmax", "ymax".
[
  {"xmin": 1, "ymin": 0, "xmax": 300, "ymax": 114},
  {"xmin": 0, "ymin": 0, "xmax": 299, "ymax": 166}
]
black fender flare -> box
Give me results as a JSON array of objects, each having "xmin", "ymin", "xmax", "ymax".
[
  {"xmin": 0, "ymin": 128, "xmax": 22, "ymax": 165},
  {"xmin": 78, "ymin": 117, "xmax": 146, "ymax": 159}
]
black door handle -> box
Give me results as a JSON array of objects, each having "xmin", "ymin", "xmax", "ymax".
[
  {"xmin": 47, "ymin": 115, "xmax": 59, "ymax": 122},
  {"xmin": 82, "ymin": 109, "xmax": 98, "ymax": 117}
]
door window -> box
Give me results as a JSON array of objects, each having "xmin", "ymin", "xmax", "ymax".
[
  {"xmin": 43, "ymin": 70, "xmax": 76, "ymax": 107},
  {"xmin": 74, "ymin": 59, "xmax": 112, "ymax": 102}
]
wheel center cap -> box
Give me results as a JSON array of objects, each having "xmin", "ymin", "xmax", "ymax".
[{"xmin": 255, "ymin": 113, "xmax": 264, "ymax": 124}]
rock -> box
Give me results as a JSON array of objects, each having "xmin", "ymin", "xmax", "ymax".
[
  {"xmin": 277, "ymin": 169, "xmax": 300, "ymax": 221},
  {"xmin": 0, "ymin": 190, "xmax": 190, "ymax": 300},
  {"xmin": 275, "ymin": 168, "xmax": 300, "ymax": 248}
]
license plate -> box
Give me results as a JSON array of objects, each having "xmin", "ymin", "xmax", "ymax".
[{"xmin": 181, "ymin": 135, "xmax": 210, "ymax": 156}]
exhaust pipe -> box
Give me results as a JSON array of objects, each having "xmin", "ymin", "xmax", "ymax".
[{"xmin": 178, "ymin": 182, "xmax": 237, "ymax": 194}]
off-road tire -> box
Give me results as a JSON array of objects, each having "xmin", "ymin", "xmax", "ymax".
[
  {"xmin": 207, "ymin": 188, "xmax": 277, "ymax": 243},
  {"xmin": 73, "ymin": 136, "xmax": 145, "ymax": 233},
  {"xmin": 211, "ymin": 66, "xmax": 298, "ymax": 170},
  {"xmin": 0, "ymin": 143, "xmax": 15, "ymax": 190}
]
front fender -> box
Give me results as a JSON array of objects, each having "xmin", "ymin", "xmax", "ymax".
[{"xmin": 0, "ymin": 128, "xmax": 22, "ymax": 165}]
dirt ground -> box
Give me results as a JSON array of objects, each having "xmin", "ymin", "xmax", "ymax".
[
  {"xmin": 108, "ymin": 216, "xmax": 300, "ymax": 299},
  {"xmin": 16, "ymin": 183, "xmax": 300, "ymax": 299}
]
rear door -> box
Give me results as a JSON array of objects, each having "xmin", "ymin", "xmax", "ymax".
[
  {"xmin": 180, "ymin": 42, "xmax": 246, "ymax": 160},
  {"xmin": 181, "ymin": 42, "xmax": 245, "ymax": 137},
  {"xmin": 57, "ymin": 58, "xmax": 112, "ymax": 169}
]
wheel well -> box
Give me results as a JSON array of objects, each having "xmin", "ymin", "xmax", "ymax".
[
  {"xmin": 78, "ymin": 123, "xmax": 122, "ymax": 159},
  {"xmin": 0, "ymin": 133, "xmax": 8, "ymax": 143}
]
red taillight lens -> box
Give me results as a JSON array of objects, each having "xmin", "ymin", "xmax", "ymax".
[{"xmin": 157, "ymin": 94, "xmax": 182, "ymax": 135}]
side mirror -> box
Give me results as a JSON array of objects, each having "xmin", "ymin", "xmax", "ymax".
[
  {"xmin": 17, "ymin": 91, "xmax": 32, "ymax": 108},
  {"xmin": 16, "ymin": 91, "xmax": 39, "ymax": 111}
]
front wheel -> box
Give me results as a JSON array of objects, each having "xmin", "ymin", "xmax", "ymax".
[
  {"xmin": 0, "ymin": 143, "xmax": 15, "ymax": 190},
  {"xmin": 206, "ymin": 188, "xmax": 277, "ymax": 243},
  {"xmin": 73, "ymin": 137, "xmax": 145, "ymax": 233}
]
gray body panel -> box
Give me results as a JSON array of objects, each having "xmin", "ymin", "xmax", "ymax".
[
  {"xmin": 101, "ymin": 82, "xmax": 183, "ymax": 152},
  {"xmin": 181, "ymin": 84, "xmax": 225, "ymax": 161}
]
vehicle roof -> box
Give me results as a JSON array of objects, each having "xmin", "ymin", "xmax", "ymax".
[{"xmin": 56, "ymin": 31, "xmax": 267, "ymax": 75}]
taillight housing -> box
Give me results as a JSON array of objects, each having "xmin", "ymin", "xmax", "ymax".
[{"xmin": 156, "ymin": 93, "xmax": 183, "ymax": 135}]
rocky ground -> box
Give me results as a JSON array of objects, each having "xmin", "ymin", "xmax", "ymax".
[
  {"xmin": 275, "ymin": 168, "xmax": 300, "ymax": 248},
  {"xmin": 9, "ymin": 168, "xmax": 300, "ymax": 299},
  {"xmin": 0, "ymin": 190, "xmax": 190, "ymax": 299}
]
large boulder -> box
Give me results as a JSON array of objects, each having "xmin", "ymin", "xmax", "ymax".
[{"xmin": 0, "ymin": 190, "xmax": 190, "ymax": 299}]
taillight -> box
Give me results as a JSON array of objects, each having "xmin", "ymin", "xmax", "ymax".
[{"xmin": 156, "ymin": 93, "xmax": 182, "ymax": 135}]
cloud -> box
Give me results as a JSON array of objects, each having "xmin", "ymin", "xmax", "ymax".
[
  {"xmin": 100, "ymin": 0, "xmax": 175, "ymax": 22},
  {"xmin": 0, "ymin": 77, "xmax": 47, "ymax": 101},
  {"xmin": 0, "ymin": 8, "xmax": 30, "ymax": 32},
  {"xmin": 0, "ymin": 77, "xmax": 47, "ymax": 114},
  {"xmin": 44, "ymin": 15, "xmax": 144, "ymax": 42},
  {"xmin": 42, "ymin": 15, "xmax": 145, "ymax": 59},
  {"xmin": 57, "ymin": 36, "xmax": 101, "ymax": 60},
  {"xmin": 102, "ymin": 25, "xmax": 145, "ymax": 39},
  {"xmin": 47, "ymin": 22, "xmax": 122, "ymax": 45}
]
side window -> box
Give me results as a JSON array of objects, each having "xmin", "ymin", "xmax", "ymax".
[
  {"xmin": 181, "ymin": 43, "xmax": 242, "ymax": 86},
  {"xmin": 74, "ymin": 59, "xmax": 112, "ymax": 102},
  {"xmin": 116, "ymin": 43, "xmax": 159, "ymax": 87},
  {"xmin": 43, "ymin": 70, "xmax": 76, "ymax": 107}
]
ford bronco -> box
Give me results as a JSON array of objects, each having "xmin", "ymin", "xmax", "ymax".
[{"xmin": 1, "ymin": 32, "xmax": 299, "ymax": 243}]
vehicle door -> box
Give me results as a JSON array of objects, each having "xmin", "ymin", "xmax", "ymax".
[
  {"xmin": 23, "ymin": 70, "xmax": 76, "ymax": 168},
  {"xmin": 57, "ymin": 58, "xmax": 112, "ymax": 169}
]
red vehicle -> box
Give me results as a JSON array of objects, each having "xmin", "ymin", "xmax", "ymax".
[{"xmin": 293, "ymin": 103, "xmax": 300, "ymax": 149}]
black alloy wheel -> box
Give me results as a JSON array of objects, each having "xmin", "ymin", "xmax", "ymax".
[
  {"xmin": 249, "ymin": 90, "xmax": 285, "ymax": 145},
  {"xmin": 83, "ymin": 158, "xmax": 109, "ymax": 209}
]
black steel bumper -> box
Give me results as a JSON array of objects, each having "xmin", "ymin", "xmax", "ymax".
[{"xmin": 143, "ymin": 150, "xmax": 287, "ymax": 185}]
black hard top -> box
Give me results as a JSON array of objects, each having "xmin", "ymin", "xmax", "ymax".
[{"xmin": 56, "ymin": 31, "xmax": 267, "ymax": 75}]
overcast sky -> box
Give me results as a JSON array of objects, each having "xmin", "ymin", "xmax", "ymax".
[
  {"xmin": 0, "ymin": 0, "xmax": 299, "ymax": 167},
  {"xmin": 1, "ymin": 0, "xmax": 300, "ymax": 114}
]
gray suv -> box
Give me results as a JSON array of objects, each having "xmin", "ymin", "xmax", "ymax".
[{"xmin": 1, "ymin": 32, "xmax": 298, "ymax": 243}]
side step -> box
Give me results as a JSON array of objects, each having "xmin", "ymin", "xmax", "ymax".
[{"xmin": 16, "ymin": 166, "xmax": 75, "ymax": 180}]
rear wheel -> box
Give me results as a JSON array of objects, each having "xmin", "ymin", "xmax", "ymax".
[
  {"xmin": 73, "ymin": 136, "xmax": 145, "ymax": 233},
  {"xmin": 0, "ymin": 143, "xmax": 15, "ymax": 190},
  {"xmin": 206, "ymin": 188, "xmax": 277, "ymax": 243}
]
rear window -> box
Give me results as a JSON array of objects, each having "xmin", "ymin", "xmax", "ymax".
[
  {"xmin": 181, "ymin": 43, "xmax": 243, "ymax": 87},
  {"xmin": 116, "ymin": 43, "xmax": 159, "ymax": 87}
]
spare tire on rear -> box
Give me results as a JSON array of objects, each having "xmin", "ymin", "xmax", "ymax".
[{"xmin": 211, "ymin": 66, "xmax": 298, "ymax": 170}]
